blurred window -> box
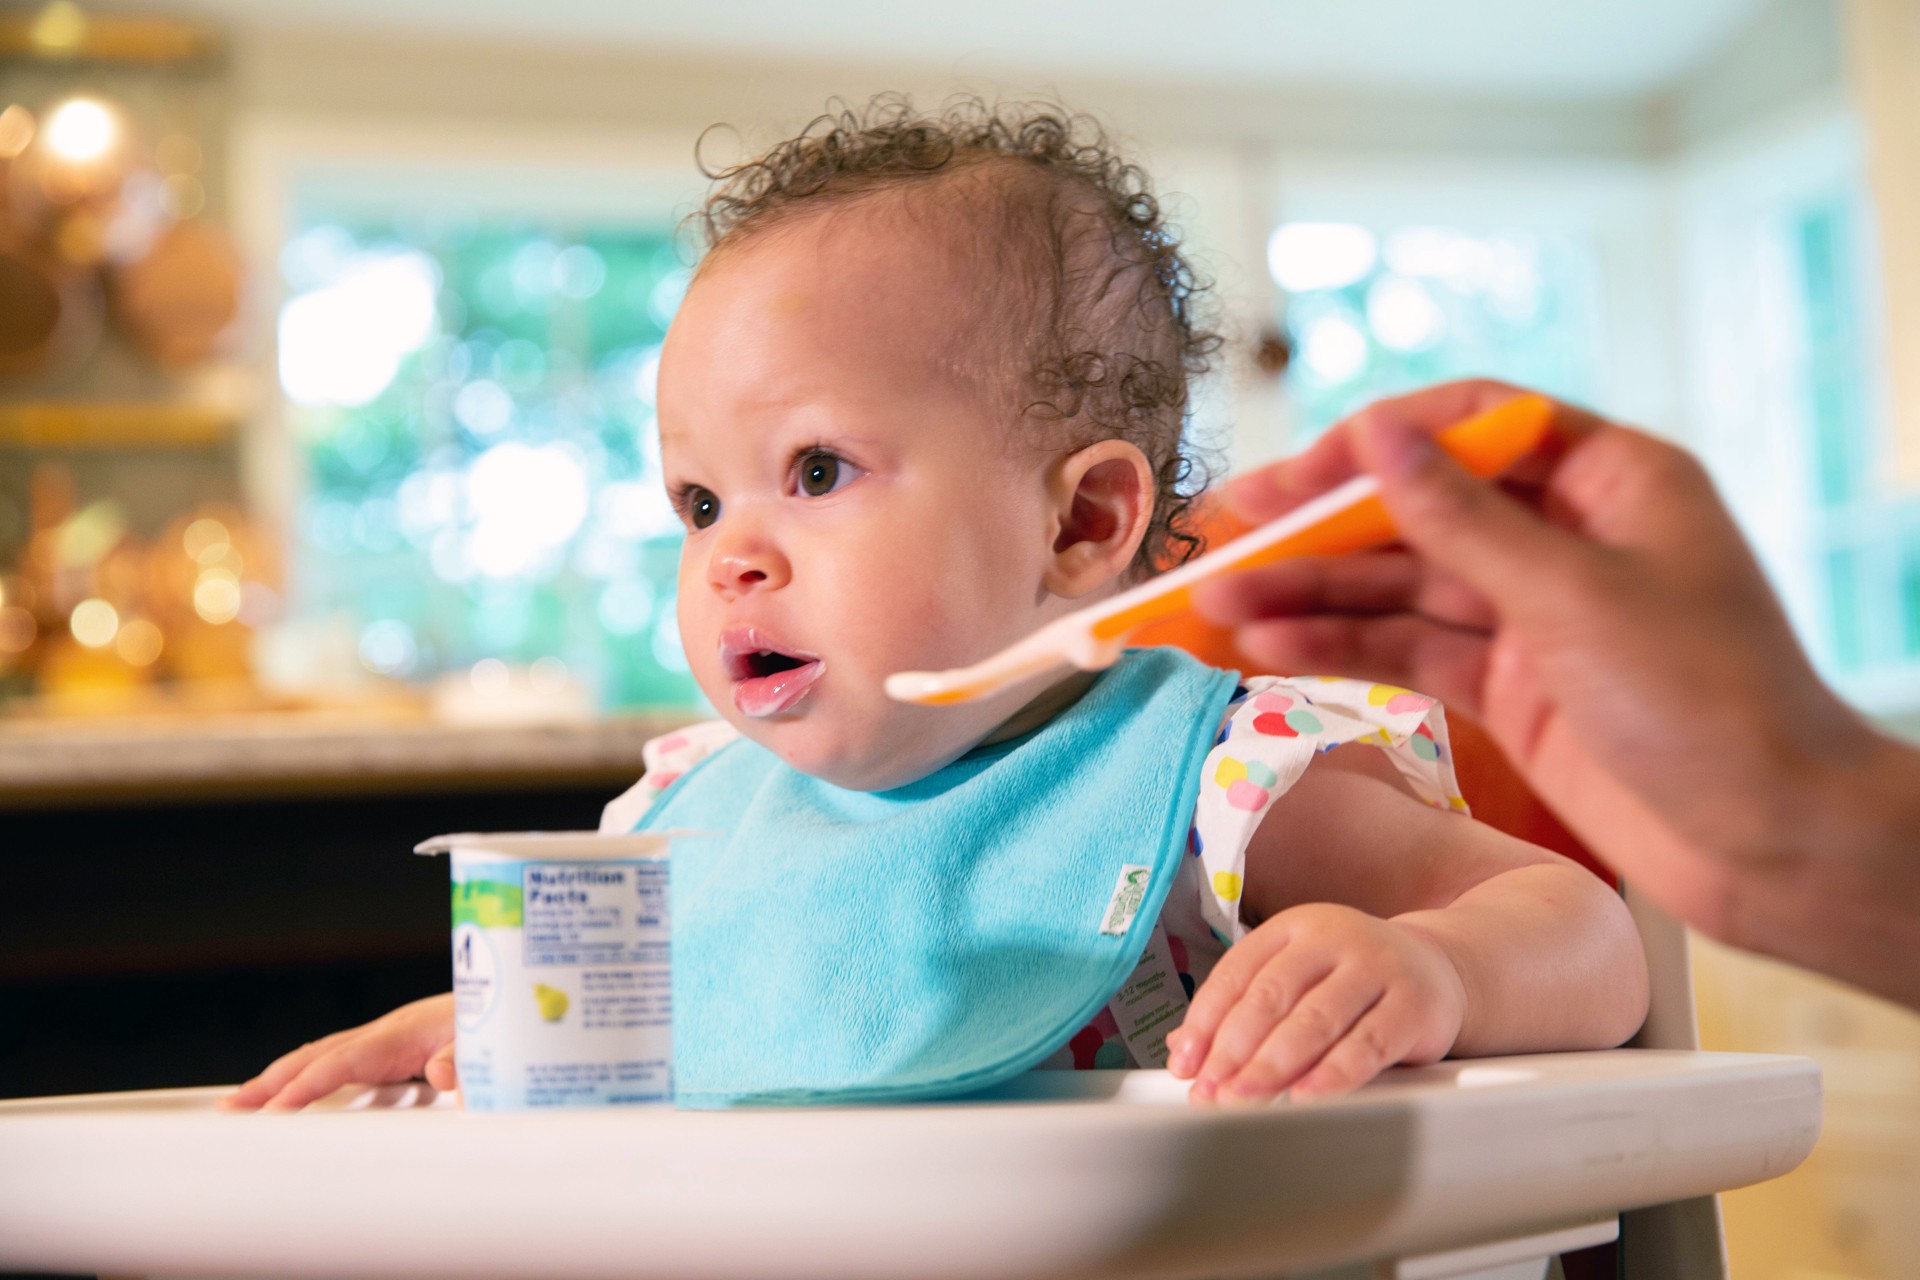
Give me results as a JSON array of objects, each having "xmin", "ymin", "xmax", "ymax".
[
  {"xmin": 277, "ymin": 214, "xmax": 699, "ymax": 710},
  {"xmin": 1271, "ymin": 221, "xmax": 1603, "ymax": 441},
  {"xmin": 1792, "ymin": 189, "xmax": 1918, "ymax": 683}
]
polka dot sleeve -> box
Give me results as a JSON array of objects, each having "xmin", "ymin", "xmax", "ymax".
[{"xmin": 1188, "ymin": 677, "xmax": 1467, "ymax": 945}]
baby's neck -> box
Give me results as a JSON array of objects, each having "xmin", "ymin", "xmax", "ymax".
[{"xmin": 974, "ymin": 669, "xmax": 1101, "ymax": 749}]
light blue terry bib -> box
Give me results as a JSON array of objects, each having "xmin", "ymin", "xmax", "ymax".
[{"xmin": 635, "ymin": 647, "xmax": 1237, "ymax": 1107}]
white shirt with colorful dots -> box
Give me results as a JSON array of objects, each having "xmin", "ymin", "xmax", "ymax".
[{"xmin": 599, "ymin": 674, "xmax": 1467, "ymax": 1074}]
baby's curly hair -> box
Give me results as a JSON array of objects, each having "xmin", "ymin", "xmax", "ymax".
[{"xmin": 693, "ymin": 95, "xmax": 1222, "ymax": 571}]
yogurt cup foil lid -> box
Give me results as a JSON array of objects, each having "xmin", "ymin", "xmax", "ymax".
[{"xmin": 414, "ymin": 829, "xmax": 708, "ymax": 859}]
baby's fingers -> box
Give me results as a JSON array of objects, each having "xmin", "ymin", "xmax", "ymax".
[
  {"xmin": 1288, "ymin": 995, "xmax": 1419, "ymax": 1100},
  {"xmin": 1211, "ymin": 967, "xmax": 1384, "ymax": 1104},
  {"xmin": 424, "ymin": 1040, "xmax": 458, "ymax": 1093},
  {"xmin": 219, "ymin": 1032, "xmax": 351, "ymax": 1111},
  {"xmin": 1186, "ymin": 952, "xmax": 1342, "ymax": 1103},
  {"xmin": 258, "ymin": 1038, "xmax": 407, "ymax": 1112},
  {"xmin": 1167, "ymin": 926, "xmax": 1295, "ymax": 1079}
]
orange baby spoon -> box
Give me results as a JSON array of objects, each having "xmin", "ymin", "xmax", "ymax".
[{"xmin": 885, "ymin": 393, "xmax": 1554, "ymax": 706}]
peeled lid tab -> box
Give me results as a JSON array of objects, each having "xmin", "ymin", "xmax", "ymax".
[{"xmin": 414, "ymin": 830, "xmax": 679, "ymax": 860}]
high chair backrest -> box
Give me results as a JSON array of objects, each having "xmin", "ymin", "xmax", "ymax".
[
  {"xmin": 1137, "ymin": 510, "xmax": 1728, "ymax": 1277},
  {"xmin": 1139, "ymin": 596, "xmax": 1727, "ymax": 1276},
  {"xmin": 1129, "ymin": 543, "xmax": 1697, "ymax": 1049}
]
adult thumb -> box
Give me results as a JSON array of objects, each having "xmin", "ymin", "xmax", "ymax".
[{"xmin": 1355, "ymin": 410, "xmax": 1589, "ymax": 610}]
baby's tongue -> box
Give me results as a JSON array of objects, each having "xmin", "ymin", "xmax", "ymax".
[{"xmin": 734, "ymin": 657, "xmax": 825, "ymax": 718}]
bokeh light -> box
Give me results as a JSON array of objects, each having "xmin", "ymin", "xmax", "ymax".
[
  {"xmin": 0, "ymin": 606, "xmax": 36, "ymax": 656},
  {"xmin": 554, "ymin": 245, "xmax": 606, "ymax": 300},
  {"xmin": 0, "ymin": 106, "xmax": 35, "ymax": 161},
  {"xmin": 1278, "ymin": 221, "xmax": 1592, "ymax": 440},
  {"xmin": 278, "ymin": 250, "xmax": 439, "ymax": 407},
  {"xmin": 69, "ymin": 599, "xmax": 119, "ymax": 649},
  {"xmin": 160, "ymin": 174, "xmax": 205, "ymax": 220},
  {"xmin": 358, "ymin": 619, "xmax": 418, "ymax": 676},
  {"xmin": 43, "ymin": 98, "xmax": 116, "ymax": 165},
  {"xmin": 452, "ymin": 379, "xmax": 513, "ymax": 435},
  {"xmin": 1367, "ymin": 276, "xmax": 1446, "ymax": 352},
  {"xmin": 182, "ymin": 517, "xmax": 231, "ymax": 564},
  {"xmin": 193, "ymin": 570, "xmax": 243, "ymax": 625},
  {"xmin": 469, "ymin": 657, "xmax": 510, "ymax": 696},
  {"xmin": 1299, "ymin": 313, "xmax": 1369, "ymax": 384},
  {"xmin": 1268, "ymin": 222, "xmax": 1377, "ymax": 294},
  {"xmin": 465, "ymin": 442, "xmax": 589, "ymax": 578},
  {"xmin": 114, "ymin": 619, "xmax": 164, "ymax": 667},
  {"xmin": 597, "ymin": 580, "xmax": 655, "ymax": 635},
  {"xmin": 30, "ymin": 1, "xmax": 87, "ymax": 54}
]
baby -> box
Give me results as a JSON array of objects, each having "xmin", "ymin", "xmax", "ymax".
[{"xmin": 225, "ymin": 99, "xmax": 1647, "ymax": 1111}]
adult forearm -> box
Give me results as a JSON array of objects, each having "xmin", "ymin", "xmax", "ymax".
[
  {"xmin": 1740, "ymin": 733, "xmax": 1920, "ymax": 1010},
  {"xmin": 1393, "ymin": 864, "xmax": 1650, "ymax": 1057}
]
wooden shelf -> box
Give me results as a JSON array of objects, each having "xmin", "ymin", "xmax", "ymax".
[
  {"xmin": 0, "ymin": 10, "xmax": 222, "ymax": 67},
  {"xmin": 0, "ymin": 400, "xmax": 238, "ymax": 449},
  {"xmin": 0, "ymin": 709, "xmax": 698, "ymax": 807}
]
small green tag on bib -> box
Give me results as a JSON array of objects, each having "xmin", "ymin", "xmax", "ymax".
[{"xmin": 1100, "ymin": 864, "xmax": 1153, "ymax": 935}]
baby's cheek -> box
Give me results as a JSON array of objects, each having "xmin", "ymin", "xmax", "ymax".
[
  {"xmin": 817, "ymin": 552, "xmax": 957, "ymax": 657},
  {"xmin": 884, "ymin": 583, "xmax": 994, "ymax": 668},
  {"xmin": 671, "ymin": 595, "xmax": 727, "ymax": 701}
]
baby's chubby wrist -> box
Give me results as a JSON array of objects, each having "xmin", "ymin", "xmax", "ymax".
[{"xmin": 1380, "ymin": 913, "xmax": 1472, "ymax": 1058}]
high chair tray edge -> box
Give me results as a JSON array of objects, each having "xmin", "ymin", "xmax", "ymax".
[{"xmin": 0, "ymin": 1048, "xmax": 1820, "ymax": 1280}]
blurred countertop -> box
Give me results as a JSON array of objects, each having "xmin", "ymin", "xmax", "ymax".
[{"xmin": 0, "ymin": 706, "xmax": 699, "ymax": 808}]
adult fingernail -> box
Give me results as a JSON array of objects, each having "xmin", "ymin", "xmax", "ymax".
[
  {"xmin": 1361, "ymin": 415, "xmax": 1436, "ymax": 480},
  {"xmin": 1223, "ymin": 470, "xmax": 1281, "ymax": 520},
  {"xmin": 1189, "ymin": 577, "xmax": 1241, "ymax": 625}
]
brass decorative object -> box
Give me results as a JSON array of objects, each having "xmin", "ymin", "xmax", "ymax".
[{"xmin": 0, "ymin": 4, "xmax": 222, "ymax": 68}]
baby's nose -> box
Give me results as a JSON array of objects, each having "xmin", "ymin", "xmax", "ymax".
[
  {"xmin": 720, "ymin": 557, "xmax": 768, "ymax": 587},
  {"xmin": 707, "ymin": 537, "xmax": 789, "ymax": 596}
]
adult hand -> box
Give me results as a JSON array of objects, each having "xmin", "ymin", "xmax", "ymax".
[{"xmin": 1195, "ymin": 379, "xmax": 1920, "ymax": 1008}]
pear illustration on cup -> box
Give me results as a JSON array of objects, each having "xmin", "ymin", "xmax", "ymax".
[{"xmin": 533, "ymin": 983, "xmax": 570, "ymax": 1022}]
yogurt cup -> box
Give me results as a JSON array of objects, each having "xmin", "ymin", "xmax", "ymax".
[{"xmin": 415, "ymin": 831, "xmax": 674, "ymax": 1111}]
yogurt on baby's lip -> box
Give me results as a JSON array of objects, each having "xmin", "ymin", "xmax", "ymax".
[{"xmin": 415, "ymin": 831, "xmax": 675, "ymax": 1111}]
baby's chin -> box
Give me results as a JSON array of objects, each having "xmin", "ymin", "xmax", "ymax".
[{"xmin": 726, "ymin": 705, "xmax": 978, "ymax": 793}]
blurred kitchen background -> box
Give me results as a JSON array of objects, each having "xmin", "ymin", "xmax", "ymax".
[{"xmin": 2, "ymin": 1, "xmax": 1917, "ymax": 1274}]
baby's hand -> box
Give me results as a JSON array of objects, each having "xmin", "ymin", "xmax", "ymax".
[
  {"xmin": 218, "ymin": 993, "xmax": 457, "ymax": 1112},
  {"xmin": 1165, "ymin": 903, "xmax": 1465, "ymax": 1104}
]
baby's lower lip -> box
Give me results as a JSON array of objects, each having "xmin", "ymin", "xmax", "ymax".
[{"xmin": 732, "ymin": 660, "xmax": 825, "ymax": 718}]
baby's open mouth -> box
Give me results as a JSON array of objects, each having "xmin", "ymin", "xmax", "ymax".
[{"xmin": 719, "ymin": 628, "xmax": 825, "ymax": 719}]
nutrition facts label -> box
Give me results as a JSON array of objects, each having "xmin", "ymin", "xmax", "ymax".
[
  {"xmin": 521, "ymin": 862, "xmax": 669, "ymax": 968},
  {"xmin": 443, "ymin": 839, "xmax": 675, "ymax": 1110}
]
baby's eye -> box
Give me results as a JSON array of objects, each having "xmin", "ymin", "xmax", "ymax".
[
  {"xmin": 685, "ymin": 487, "xmax": 721, "ymax": 529},
  {"xmin": 796, "ymin": 451, "xmax": 856, "ymax": 498}
]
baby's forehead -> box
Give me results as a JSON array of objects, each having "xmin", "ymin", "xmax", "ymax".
[{"xmin": 682, "ymin": 191, "xmax": 1035, "ymax": 399}]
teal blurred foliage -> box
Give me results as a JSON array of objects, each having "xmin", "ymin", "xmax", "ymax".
[{"xmin": 281, "ymin": 215, "xmax": 701, "ymax": 711}]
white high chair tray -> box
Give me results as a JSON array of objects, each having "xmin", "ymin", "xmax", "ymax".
[{"xmin": 0, "ymin": 1049, "xmax": 1818, "ymax": 1280}]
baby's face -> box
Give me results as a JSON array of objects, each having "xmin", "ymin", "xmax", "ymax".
[{"xmin": 656, "ymin": 208, "xmax": 1089, "ymax": 791}]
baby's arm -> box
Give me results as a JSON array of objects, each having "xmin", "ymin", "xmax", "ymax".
[
  {"xmin": 1166, "ymin": 746, "xmax": 1649, "ymax": 1103},
  {"xmin": 218, "ymin": 993, "xmax": 455, "ymax": 1111}
]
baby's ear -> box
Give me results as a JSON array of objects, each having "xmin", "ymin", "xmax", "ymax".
[{"xmin": 1044, "ymin": 439, "xmax": 1155, "ymax": 598}]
